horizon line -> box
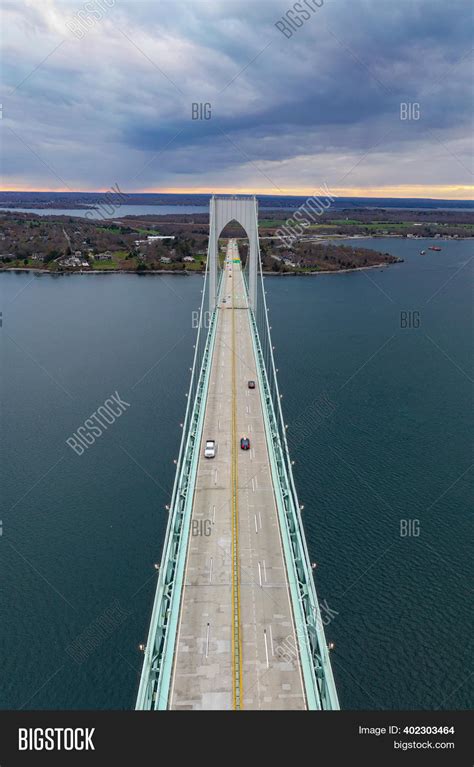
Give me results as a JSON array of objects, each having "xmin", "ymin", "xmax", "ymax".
[{"xmin": 1, "ymin": 187, "xmax": 473, "ymax": 202}]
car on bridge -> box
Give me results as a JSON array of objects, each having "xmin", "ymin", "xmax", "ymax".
[
  {"xmin": 204, "ymin": 440, "xmax": 216, "ymax": 458},
  {"xmin": 240, "ymin": 437, "xmax": 250, "ymax": 450},
  {"xmin": 248, "ymin": 380, "xmax": 256, "ymax": 389}
]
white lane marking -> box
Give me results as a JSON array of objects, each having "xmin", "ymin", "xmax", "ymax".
[
  {"xmin": 251, "ymin": 477, "xmax": 255, "ymax": 492},
  {"xmin": 209, "ymin": 557, "xmax": 213, "ymax": 583},
  {"xmin": 258, "ymin": 561, "xmax": 262, "ymax": 586},
  {"xmin": 262, "ymin": 559, "xmax": 267, "ymax": 582},
  {"xmin": 263, "ymin": 629, "xmax": 269, "ymax": 668},
  {"xmin": 254, "ymin": 515, "xmax": 258, "ymax": 534},
  {"xmin": 212, "ymin": 505, "xmax": 216, "ymax": 524},
  {"xmin": 258, "ymin": 512, "xmax": 262, "ymax": 530},
  {"xmin": 205, "ymin": 623, "xmax": 210, "ymax": 658},
  {"xmin": 269, "ymin": 625, "xmax": 274, "ymax": 656},
  {"xmin": 218, "ymin": 419, "xmax": 221, "ymax": 431},
  {"xmin": 255, "ymin": 475, "xmax": 259, "ymax": 490}
]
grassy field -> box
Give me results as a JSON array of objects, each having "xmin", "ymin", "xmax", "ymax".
[
  {"xmin": 258, "ymin": 219, "xmax": 286, "ymax": 228},
  {"xmin": 136, "ymin": 228, "xmax": 161, "ymax": 236},
  {"xmin": 259, "ymin": 218, "xmax": 474, "ymax": 235},
  {"xmin": 91, "ymin": 250, "xmax": 129, "ymax": 269}
]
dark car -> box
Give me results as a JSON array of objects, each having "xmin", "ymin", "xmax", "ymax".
[
  {"xmin": 240, "ymin": 437, "xmax": 250, "ymax": 450},
  {"xmin": 248, "ymin": 380, "xmax": 256, "ymax": 389}
]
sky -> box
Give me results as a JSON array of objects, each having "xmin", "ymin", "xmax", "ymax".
[{"xmin": 1, "ymin": 0, "xmax": 473, "ymax": 198}]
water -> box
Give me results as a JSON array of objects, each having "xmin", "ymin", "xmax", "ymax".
[
  {"xmin": 0, "ymin": 205, "xmax": 209, "ymax": 218},
  {"xmin": 2, "ymin": 204, "xmax": 471, "ymax": 219},
  {"xmin": 0, "ymin": 204, "xmax": 309, "ymax": 217},
  {"xmin": 1, "ymin": 238, "xmax": 472, "ymax": 709}
]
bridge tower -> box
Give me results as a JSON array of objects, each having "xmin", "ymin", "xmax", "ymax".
[{"xmin": 208, "ymin": 195, "xmax": 258, "ymax": 312}]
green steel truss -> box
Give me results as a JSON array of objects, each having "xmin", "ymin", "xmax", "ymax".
[{"xmin": 135, "ymin": 266, "xmax": 222, "ymax": 710}]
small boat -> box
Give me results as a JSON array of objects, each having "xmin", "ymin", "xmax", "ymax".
[
  {"xmin": 429, "ymin": 246, "xmax": 441, "ymax": 251},
  {"xmin": 420, "ymin": 250, "xmax": 426, "ymax": 255}
]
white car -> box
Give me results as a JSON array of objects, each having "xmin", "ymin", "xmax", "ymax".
[{"xmin": 204, "ymin": 439, "xmax": 216, "ymax": 458}]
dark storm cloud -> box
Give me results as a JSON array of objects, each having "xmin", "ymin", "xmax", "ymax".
[{"xmin": 2, "ymin": 0, "xmax": 472, "ymax": 191}]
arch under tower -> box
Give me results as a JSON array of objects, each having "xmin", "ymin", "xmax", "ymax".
[{"xmin": 208, "ymin": 195, "xmax": 258, "ymax": 312}]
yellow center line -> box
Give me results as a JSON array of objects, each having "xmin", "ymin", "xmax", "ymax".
[{"xmin": 231, "ymin": 251, "xmax": 243, "ymax": 710}]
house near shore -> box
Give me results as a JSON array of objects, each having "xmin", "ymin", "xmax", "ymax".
[{"xmin": 59, "ymin": 256, "xmax": 89, "ymax": 268}]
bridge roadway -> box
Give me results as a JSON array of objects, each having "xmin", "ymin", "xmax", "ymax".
[{"xmin": 168, "ymin": 240, "xmax": 307, "ymax": 710}]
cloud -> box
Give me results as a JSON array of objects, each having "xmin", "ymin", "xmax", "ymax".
[{"xmin": 1, "ymin": 0, "xmax": 473, "ymax": 194}]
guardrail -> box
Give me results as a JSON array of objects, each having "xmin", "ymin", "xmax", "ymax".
[
  {"xmin": 243, "ymin": 213, "xmax": 340, "ymax": 710},
  {"xmin": 136, "ymin": 268, "xmax": 222, "ymax": 710}
]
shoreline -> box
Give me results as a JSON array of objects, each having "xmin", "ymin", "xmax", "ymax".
[
  {"xmin": 261, "ymin": 262, "xmax": 400, "ymax": 276},
  {"xmin": 1, "ymin": 262, "xmax": 399, "ymax": 277},
  {"xmin": 0, "ymin": 267, "xmax": 195, "ymax": 276}
]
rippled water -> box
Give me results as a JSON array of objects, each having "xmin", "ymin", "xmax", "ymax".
[{"xmin": 1, "ymin": 238, "xmax": 472, "ymax": 709}]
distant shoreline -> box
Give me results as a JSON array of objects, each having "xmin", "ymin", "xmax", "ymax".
[
  {"xmin": 0, "ymin": 261, "xmax": 400, "ymax": 277},
  {"xmin": 262, "ymin": 262, "xmax": 398, "ymax": 276},
  {"xmin": 0, "ymin": 267, "xmax": 192, "ymax": 276}
]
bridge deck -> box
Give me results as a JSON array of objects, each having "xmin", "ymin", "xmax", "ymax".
[{"xmin": 168, "ymin": 241, "xmax": 306, "ymax": 710}]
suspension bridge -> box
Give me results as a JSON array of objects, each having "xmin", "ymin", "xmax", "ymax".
[{"xmin": 136, "ymin": 195, "xmax": 339, "ymax": 710}]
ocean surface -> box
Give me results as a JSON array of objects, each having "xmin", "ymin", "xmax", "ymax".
[
  {"xmin": 0, "ymin": 205, "xmax": 209, "ymax": 218},
  {"xmin": 1, "ymin": 238, "xmax": 472, "ymax": 709},
  {"xmin": 1, "ymin": 205, "xmax": 471, "ymax": 218}
]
